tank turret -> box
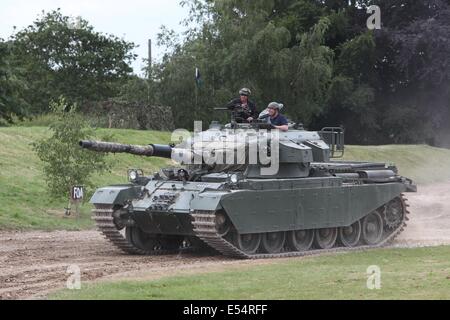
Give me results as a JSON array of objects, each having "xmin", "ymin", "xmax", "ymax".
[{"xmin": 80, "ymin": 123, "xmax": 344, "ymax": 180}]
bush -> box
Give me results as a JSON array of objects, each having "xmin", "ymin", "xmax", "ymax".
[
  {"xmin": 84, "ymin": 100, "xmax": 175, "ymax": 130},
  {"xmin": 15, "ymin": 113, "xmax": 61, "ymax": 127},
  {"xmin": 32, "ymin": 97, "xmax": 111, "ymax": 199}
]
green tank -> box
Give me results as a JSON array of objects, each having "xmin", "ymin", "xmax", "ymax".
[{"xmin": 80, "ymin": 119, "xmax": 417, "ymax": 259}]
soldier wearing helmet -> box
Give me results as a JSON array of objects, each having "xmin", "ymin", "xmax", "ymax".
[
  {"xmin": 266, "ymin": 102, "xmax": 288, "ymax": 131},
  {"xmin": 225, "ymin": 88, "xmax": 258, "ymax": 122}
]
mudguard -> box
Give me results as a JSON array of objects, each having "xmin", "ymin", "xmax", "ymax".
[
  {"xmin": 90, "ymin": 185, "xmax": 141, "ymax": 206},
  {"xmin": 190, "ymin": 191, "xmax": 227, "ymax": 211}
]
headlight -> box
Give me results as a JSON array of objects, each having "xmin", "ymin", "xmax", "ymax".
[
  {"xmin": 128, "ymin": 170, "xmax": 138, "ymax": 181},
  {"xmin": 230, "ymin": 174, "xmax": 239, "ymax": 184}
]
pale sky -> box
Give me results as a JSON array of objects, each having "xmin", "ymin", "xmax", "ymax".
[{"xmin": 0, "ymin": 0, "xmax": 190, "ymax": 75}]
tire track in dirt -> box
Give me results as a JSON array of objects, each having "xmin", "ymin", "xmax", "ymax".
[{"xmin": 0, "ymin": 230, "xmax": 228, "ymax": 299}]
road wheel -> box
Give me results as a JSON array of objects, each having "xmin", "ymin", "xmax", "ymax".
[
  {"xmin": 234, "ymin": 233, "xmax": 261, "ymax": 254},
  {"xmin": 261, "ymin": 232, "xmax": 286, "ymax": 253},
  {"xmin": 125, "ymin": 226, "xmax": 159, "ymax": 251},
  {"xmin": 362, "ymin": 211, "xmax": 384, "ymax": 245},
  {"xmin": 314, "ymin": 227, "xmax": 338, "ymax": 249},
  {"xmin": 287, "ymin": 229, "xmax": 314, "ymax": 251},
  {"xmin": 339, "ymin": 221, "xmax": 361, "ymax": 247}
]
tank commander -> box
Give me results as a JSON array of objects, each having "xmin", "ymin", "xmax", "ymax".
[
  {"xmin": 264, "ymin": 102, "xmax": 288, "ymax": 131},
  {"xmin": 225, "ymin": 88, "xmax": 258, "ymax": 122}
]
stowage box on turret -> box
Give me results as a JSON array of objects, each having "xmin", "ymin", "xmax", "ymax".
[{"xmin": 80, "ymin": 119, "xmax": 416, "ymax": 258}]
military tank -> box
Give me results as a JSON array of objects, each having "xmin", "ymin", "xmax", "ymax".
[{"xmin": 80, "ymin": 115, "xmax": 416, "ymax": 259}]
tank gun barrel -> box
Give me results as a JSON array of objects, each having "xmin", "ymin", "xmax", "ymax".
[{"xmin": 79, "ymin": 140, "xmax": 172, "ymax": 158}]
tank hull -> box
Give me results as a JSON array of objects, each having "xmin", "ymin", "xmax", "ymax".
[
  {"xmin": 90, "ymin": 174, "xmax": 415, "ymax": 258},
  {"xmin": 114, "ymin": 178, "xmax": 409, "ymax": 234}
]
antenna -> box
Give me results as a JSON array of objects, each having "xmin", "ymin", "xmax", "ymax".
[{"xmin": 147, "ymin": 39, "xmax": 152, "ymax": 105}]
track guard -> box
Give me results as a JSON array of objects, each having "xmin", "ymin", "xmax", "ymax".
[{"xmin": 90, "ymin": 185, "xmax": 141, "ymax": 206}]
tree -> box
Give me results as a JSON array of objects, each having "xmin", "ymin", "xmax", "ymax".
[
  {"xmin": 311, "ymin": 0, "xmax": 450, "ymax": 144},
  {"xmin": 156, "ymin": 0, "xmax": 333, "ymax": 129},
  {"xmin": 0, "ymin": 39, "xmax": 28, "ymax": 122},
  {"xmin": 10, "ymin": 9, "xmax": 137, "ymax": 115},
  {"xmin": 375, "ymin": 0, "xmax": 450, "ymax": 144},
  {"xmin": 283, "ymin": 18, "xmax": 333, "ymax": 123},
  {"xmin": 155, "ymin": 0, "xmax": 450, "ymax": 145},
  {"xmin": 32, "ymin": 97, "xmax": 111, "ymax": 199},
  {"xmin": 116, "ymin": 76, "xmax": 151, "ymax": 106}
]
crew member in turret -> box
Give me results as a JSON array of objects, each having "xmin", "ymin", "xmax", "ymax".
[
  {"xmin": 226, "ymin": 88, "xmax": 258, "ymax": 122},
  {"xmin": 267, "ymin": 102, "xmax": 288, "ymax": 131}
]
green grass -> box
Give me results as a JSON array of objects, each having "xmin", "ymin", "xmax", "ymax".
[
  {"xmin": 0, "ymin": 126, "xmax": 172, "ymax": 230},
  {"xmin": 12, "ymin": 113, "xmax": 61, "ymax": 127},
  {"xmin": 1, "ymin": 126, "xmax": 450, "ymax": 230},
  {"xmin": 343, "ymin": 145, "xmax": 450, "ymax": 184},
  {"xmin": 51, "ymin": 245, "xmax": 450, "ymax": 300}
]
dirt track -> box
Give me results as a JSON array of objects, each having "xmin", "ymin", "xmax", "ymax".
[{"xmin": 1, "ymin": 182, "xmax": 450, "ymax": 300}]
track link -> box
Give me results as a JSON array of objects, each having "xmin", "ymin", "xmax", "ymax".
[
  {"xmin": 92, "ymin": 204, "xmax": 179, "ymax": 255},
  {"xmin": 191, "ymin": 194, "xmax": 410, "ymax": 259}
]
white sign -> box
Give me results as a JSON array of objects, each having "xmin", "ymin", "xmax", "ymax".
[{"xmin": 71, "ymin": 186, "xmax": 84, "ymax": 201}]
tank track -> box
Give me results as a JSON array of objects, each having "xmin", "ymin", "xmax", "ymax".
[
  {"xmin": 191, "ymin": 194, "xmax": 410, "ymax": 259},
  {"xmin": 92, "ymin": 204, "xmax": 181, "ymax": 255}
]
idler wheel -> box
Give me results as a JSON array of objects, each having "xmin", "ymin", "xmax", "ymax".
[
  {"xmin": 287, "ymin": 229, "xmax": 314, "ymax": 251},
  {"xmin": 261, "ymin": 231, "xmax": 286, "ymax": 253},
  {"xmin": 215, "ymin": 211, "xmax": 231, "ymax": 237},
  {"xmin": 314, "ymin": 227, "xmax": 338, "ymax": 249},
  {"xmin": 125, "ymin": 226, "xmax": 159, "ymax": 251},
  {"xmin": 234, "ymin": 233, "xmax": 261, "ymax": 254},
  {"xmin": 362, "ymin": 211, "xmax": 384, "ymax": 245},
  {"xmin": 339, "ymin": 221, "xmax": 361, "ymax": 247}
]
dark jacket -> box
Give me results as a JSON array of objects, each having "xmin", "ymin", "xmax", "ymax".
[
  {"xmin": 226, "ymin": 97, "xmax": 258, "ymax": 121},
  {"xmin": 270, "ymin": 113, "xmax": 288, "ymax": 126}
]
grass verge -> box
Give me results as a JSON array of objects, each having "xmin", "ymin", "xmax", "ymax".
[
  {"xmin": 51, "ymin": 245, "xmax": 450, "ymax": 300},
  {"xmin": 0, "ymin": 126, "xmax": 172, "ymax": 230},
  {"xmin": 343, "ymin": 144, "xmax": 450, "ymax": 184}
]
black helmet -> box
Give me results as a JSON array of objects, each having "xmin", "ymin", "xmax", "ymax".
[
  {"xmin": 267, "ymin": 102, "xmax": 284, "ymax": 110},
  {"xmin": 239, "ymin": 88, "xmax": 251, "ymax": 96}
]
